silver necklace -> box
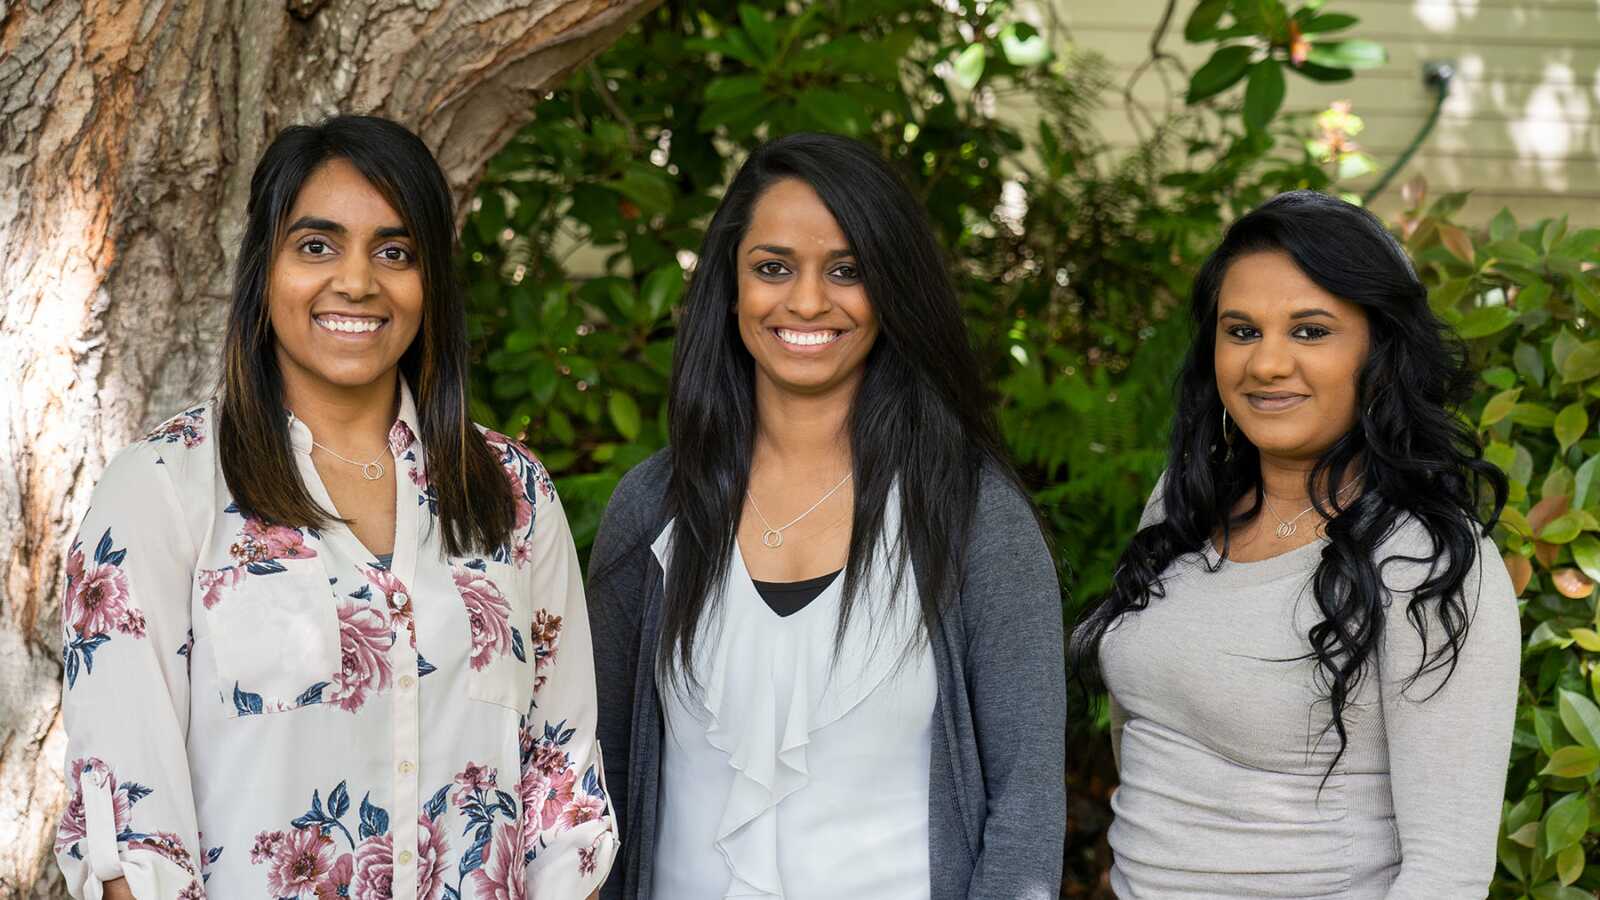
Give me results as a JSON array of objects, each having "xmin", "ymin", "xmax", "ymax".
[
  {"xmin": 311, "ymin": 439, "xmax": 387, "ymax": 481},
  {"xmin": 747, "ymin": 472, "xmax": 853, "ymax": 549},
  {"xmin": 1266, "ymin": 481, "xmax": 1359, "ymax": 540}
]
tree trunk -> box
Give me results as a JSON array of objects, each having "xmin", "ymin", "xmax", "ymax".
[{"xmin": 0, "ymin": 0, "xmax": 658, "ymax": 894}]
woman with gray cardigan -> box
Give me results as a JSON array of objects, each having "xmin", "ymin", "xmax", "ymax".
[
  {"xmin": 1074, "ymin": 192, "xmax": 1520, "ymax": 897},
  {"xmin": 585, "ymin": 133, "xmax": 1066, "ymax": 900}
]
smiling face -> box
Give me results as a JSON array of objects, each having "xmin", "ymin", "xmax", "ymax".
[
  {"xmin": 735, "ymin": 178, "xmax": 879, "ymax": 401},
  {"xmin": 268, "ymin": 157, "xmax": 424, "ymax": 397},
  {"xmin": 1214, "ymin": 250, "xmax": 1372, "ymax": 462}
]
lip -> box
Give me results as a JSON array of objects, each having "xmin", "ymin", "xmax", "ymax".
[
  {"xmin": 770, "ymin": 326, "xmax": 847, "ymax": 353},
  {"xmin": 313, "ymin": 312, "xmax": 389, "ymax": 339},
  {"xmin": 1245, "ymin": 392, "xmax": 1309, "ymax": 412}
]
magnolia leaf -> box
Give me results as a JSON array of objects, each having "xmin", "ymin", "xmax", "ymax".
[
  {"xmin": 1457, "ymin": 306, "xmax": 1520, "ymax": 339},
  {"xmin": 1481, "ymin": 389, "xmax": 1522, "ymax": 429},
  {"xmin": 1543, "ymin": 792, "xmax": 1589, "ymax": 856},
  {"xmin": 1552, "ymin": 568, "xmax": 1595, "ymax": 599},
  {"xmin": 1540, "ymin": 745, "xmax": 1600, "ymax": 778},
  {"xmin": 1559, "ymin": 689, "xmax": 1600, "ymax": 749},
  {"xmin": 1557, "ymin": 843, "xmax": 1585, "ymax": 885},
  {"xmin": 1541, "ymin": 512, "xmax": 1585, "ymax": 545},
  {"xmin": 1439, "ymin": 223, "xmax": 1475, "ymax": 265},
  {"xmin": 1505, "ymin": 552, "xmax": 1534, "ymax": 594},
  {"xmin": 1242, "ymin": 61, "xmax": 1286, "ymax": 132},
  {"xmin": 1187, "ymin": 45, "xmax": 1254, "ymax": 103},
  {"xmin": 1567, "ymin": 627, "xmax": 1600, "ymax": 652},
  {"xmin": 1571, "ymin": 535, "xmax": 1600, "ymax": 584}
]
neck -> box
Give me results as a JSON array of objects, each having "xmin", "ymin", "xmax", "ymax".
[
  {"xmin": 751, "ymin": 374, "xmax": 855, "ymax": 477},
  {"xmin": 281, "ymin": 364, "xmax": 399, "ymax": 455},
  {"xmin": 1257, "ymin": 451, "xmax": 1351, "ymax": 509}
]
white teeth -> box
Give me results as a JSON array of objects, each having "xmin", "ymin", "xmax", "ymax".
[
  {"xmin": 315, "ymin": 316, "xmax": 383, "ymax": 334},
  {"xmin": 776, "ymin": 328, "xmax": 840, "ymax": 346}
]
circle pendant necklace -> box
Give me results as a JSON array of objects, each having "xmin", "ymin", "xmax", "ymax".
[
  {"xmin": 1267, "ymin": 480, "xmax": 1359, "ymax": 540},
  {"xmin": 312, "ymin": 439, "xmax": 387, "ymax": 480},
  {"xmin": 747, "ymin": 471, "xmax": 853, "ymax": 548}
]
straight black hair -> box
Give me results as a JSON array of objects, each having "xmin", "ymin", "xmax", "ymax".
[
  {"xmin": 217, "ymin": 114, "xmax": 514, "ymax": 556},
  {"xmin": 1071, "ymin": 190, "xmax": 1507, "ymax": 776},
  {"xmin": 661, "ymin": 132, "xmax": 1032, "ymax": 684}
]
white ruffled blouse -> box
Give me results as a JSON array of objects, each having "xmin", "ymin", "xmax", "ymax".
[
  {"xmin": 53, "ymin": 384, "xmax": 616, "ymax": 900},
  {"xmin": 649, "ymin": 496, "xmax": 936, "ymax": 900}
]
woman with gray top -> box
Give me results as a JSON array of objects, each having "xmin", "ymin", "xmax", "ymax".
[
  {"xmin": 585, "ymin": 133, "xmax": 1066, "ymax": 900},
  {"xmin": 1073, "ymin": 191, "xmax": 1519, "ymax": 898}
]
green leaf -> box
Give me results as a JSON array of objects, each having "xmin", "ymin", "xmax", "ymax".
[
  {"xmin": 1291, "ymin": 61, "xmax": 1353, "ymax": 82},
  {"xmin": 607, "ymin": 391, "xmax": 642, "ymax": 441},
  {"xmin": 1456, "ymin": 305, "xmax": 1520, "ymax": 339},
  {"xmin": 640, "ymin": 262, "xmax": 685, "ymax": 322},
  {"xmin": 1557, "ymin": 842, "xmax": 1585, "ymax": 885},
  {"xmin": 1184, "ymin": 0, "xmax": 1229, "ymax": 41},
  {"xmin": 1560, "ymin": 342, "xmax": 1600, "ymax": 384},
  {"xmin": 999, "ymin": 22, "xmax": 1050, "ymax": 66},
  {"xmin": 1305, "ymin": 39, "xmax": 1387, "ymax": 70},
  {"xmin": 1490, "ymin": 208, "xmax": 1519, "ymax": 242},
  {"xmin": 1515, "ymin": 342, "xmax": 1547, "ymax": 387},
  {"xmin": 1556, "ymin": 403, "xmax": 1589, "ymax": 452},
  {"xmin": 1299, "ymin": 12, "xmax": 1359, "ymax": 33},
  {"xmin": 1512, "ymin": 404, "xmax": 1557, "ymax": 429},
  {"xmin": 953, "ymin": 43, "xmax": 987, "ymax": 90},
  {"xmin": 704, "ymin": 75, "xmax": 765, "ymax": 102},
  {"xmin": 1559, "ymin": 689, "xmax": 1600, "ymax": 749},
  {"xmin": 1186, "ymin": 45, "xmax": 1255, "ymax": 104},
  {"xmin": 1543, "ymin": 791, "xmax": 1589, "ymax": 856},
  {"xmin": 737, "ymin": 4, "xmax": 777, "ymax": 60},
  {"xmin": 796, "ymin": 89, "xmax": 870, "ymax": 136},
  {"xmin": 1534, "ymin": 881, "xmax": 1595, "ymax": 900},
  {"xmin": 1542, "ymin": 512, "xmax": 1585, "ymax": 544},
  {"xmin": 1518, "ymin": 280, "xmax": 1553, "ymax": 313},
  {"xmin": 1481, "ymin": 388, "xmax": 1522, "ymax": 429},
  {"xmin": 1540, "ymin": 745, "xmax": 1600, "ymax": 778},
  {"xmin": 1575, "ymin": 457, "xmax": 1600, "ymax": 510},
  {"xmin": 1574, "ymin": 276, "xmax": 1600, "ymax": 318},
  {"xmin": 1242, "ymin": 61, "xmax": 1286, "ymax": 133}
]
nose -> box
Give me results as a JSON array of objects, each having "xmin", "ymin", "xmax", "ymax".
[
  {"xmin": 330, "ymin": 251, "xmax": 377, "ymax": 302},
  {"xmin": 784, "ymin": 269, "xmax": 833, "ymax": 319},
  {"xmin": 1245, "ymin": 333, "xmax": 1295, "ymax": 382}
]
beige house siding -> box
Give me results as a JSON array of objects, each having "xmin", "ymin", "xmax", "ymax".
[{"xmin": 1057, "ymin": 0, "xmax": 1600, "ymax": 224}]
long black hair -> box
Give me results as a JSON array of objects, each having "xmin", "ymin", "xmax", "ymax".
[
  {"xmin": 1071, "ymin": 190, "xmax": 1507, "ymax": 773},
  {"xmin": 218, "ymin": 114, "xmax": 514, "ymax": 557},
  {"xmin": 661, "ymin": 132, "xmax": 1026, "ymax": 683}
]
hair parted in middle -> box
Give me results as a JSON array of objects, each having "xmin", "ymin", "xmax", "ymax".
[
  {"xmin": 659, "ymin": 131, "xmax": 1036, "ymax": 686},
  {"xmin": 217, "ymin": 114, "xmax": 514, "ymax": 558}
]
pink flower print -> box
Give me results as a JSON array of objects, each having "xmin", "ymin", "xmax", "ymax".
[
  {"xmin": 350, "ymin": 834, "xmax": 393, "ymax": 900},
  {"xmin": 453, "ymin": 566, "xmax": 512, "ymax": 670},
  {"xmin": 315, "ymin": 852, "xmax": 353, "ymax": 900},
  {"xmin": 453, "ymin": 761, "xmax": 497, "ymax": 803},
  {"xmin": 416, "ymin": 814, "xmax": 450, "ymax": 900},
  {"xmin": 534, "ymin": 768, "xmax": 576, "ymax": 831},
  {"xmin": 266, "ymin": 827, "xmax": 335, "ymax": 898},
  {"xmin": 198, "ymin": 566, "xmax": 245, "ymax": 609},
  {"xmin": 531, "ymin": 744, "xmax": 569, "ymax": 777},
  {"xmin": 579, "ymin": 841, "xmax": 600, "ymax": 877},
  {"xmin": 62, "ymin": 544, "xmax": 87, "ymax": 626},
  {"xmin": 470, "ymin": 823, "xmax": 527, "ymax": 900},
  {"xmin": 146, "ymin": 409, "xmax": 206, "ymax": 448},
  {"xmin": 388, "ymin": 419, "xmax": 417, "ymax": 456},
  {"xmin": 128, "ymin": 831, "xmax": 198, "ymax": 875},
  {"xmin": 57, "ymin": 758, "xmax": 131, "ymax": 853},
  {"xmin": 117, "ymin": 606, "xmax": 147, "ymax": 637},
  {"xmin": 558, "ymin": 792, "xmax": 606, "ymax": 831},
  {"xmin": 176, "ymin": 881, "xmax": 204, "ymax": 900},
  {"xmin": 73, "ymin": 556, "xmax": 131, "ymax": 639},
  {"xmin": 511, "ymin": 539, "xmax": 533, "ymax": 568},
  {"xmin": 229, "ymin": 517, "xmax": 316, "ymax": 568},
  {"xmin": 250, "ymin": 830, "xmax": 286, "ymax": 865},
  {"xmin": 326, "ymin": 599, "xmax": 394, "ymax": 712}
]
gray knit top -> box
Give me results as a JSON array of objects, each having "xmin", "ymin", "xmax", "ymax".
[{"xmin": 1099, "ymin": 484, "xmax": 1520, "ymax": 898}]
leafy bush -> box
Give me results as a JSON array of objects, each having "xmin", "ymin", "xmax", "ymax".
[{"xmin": 1398, "ymin": 181, "xmax": 1600, "ymax": 897}]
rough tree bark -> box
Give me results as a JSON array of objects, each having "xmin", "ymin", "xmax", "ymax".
[{"xmin": 0, "ymin": 0, "xmax": 659, "ymax": 894}]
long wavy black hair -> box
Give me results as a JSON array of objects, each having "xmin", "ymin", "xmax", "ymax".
[
  {"xmin": 1071, "ymin": 190, "xmax": 1507, "ymax": 773},
  {"xmin": 661, "ymin": 132, "xmax": 1027, "ymax": 684}
]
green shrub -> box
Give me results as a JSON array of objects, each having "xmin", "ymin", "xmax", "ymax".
[{"xmin": 1399, "ymin": 181, "xmax": 1600, "ymax": 896}]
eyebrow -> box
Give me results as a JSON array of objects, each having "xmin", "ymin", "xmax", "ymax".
[
  {"xmin": 285, "ymin": 216, "xmax": 409, "ymax": 239},
  {"xmin": 746, "ymin": 244, "xmax": 854, "ymax": 260},
  {"xmin": 1218, "ymin": 307, "xmax": 1339, "ymax": 321}
]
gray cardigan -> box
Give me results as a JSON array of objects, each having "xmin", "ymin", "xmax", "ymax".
[{"xmin": 586, "ymin": 450, "xmax": 1067, "ymax": 899}]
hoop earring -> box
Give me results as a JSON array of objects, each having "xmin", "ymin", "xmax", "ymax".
[{"xmin": 1221, "ymin": 407, "xmax": 1235, "ymax": 463}]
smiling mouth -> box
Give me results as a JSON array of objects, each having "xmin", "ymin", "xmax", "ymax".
[
  {"xmin": 773, "ymin": 327, "xmax": 843, "ymax": 347},
  {"xmin": 1246, "ymin": 392, "xmax": 1308, "ymax": 411},
  {"xmin": 314, "ymin": 313, "xmax": 387, "ymax": 335}
]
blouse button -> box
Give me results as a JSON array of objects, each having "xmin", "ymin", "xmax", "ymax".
[
  {"xmin": 400, "ymin": 675, "xmax": 416, "ymax": 689},
  {"xmin": 393, "ymin": 591, "xmax": 410, "ymax": 605},
  {"xmin": 397, "ymin": 850, "xmax": 414, "ymax": 865},
  {"xmin": 398, "ymin": 760, "xmax": 415, "ymax": 774}
]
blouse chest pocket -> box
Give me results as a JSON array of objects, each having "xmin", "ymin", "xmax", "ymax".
[
  {"xmin": 452, "ymin": 558, "xmax": 536, "ymax": 715},
  {"xmin": 199, "ymin": 565, "xmax": 340, "ymax": 717}
]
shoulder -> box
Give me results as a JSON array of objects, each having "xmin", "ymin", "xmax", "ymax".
[
  {"xmin": 971, "ymin": 458, "xmax": 1041, "ymax": 533},
  {"xmin": 103, "ymin": 403, "xmax": 214, "ymax": 492},
  {"xmin": 964, "ymin": 459, "xmax": 1057, "ymax": 587},
  {"xmin": 589, "ymin": 448, "xmax": 672, "ymax": 576},
  {"xmin": 1375, "ymin": 511, "xmax": 1514, "ymax": 609}
]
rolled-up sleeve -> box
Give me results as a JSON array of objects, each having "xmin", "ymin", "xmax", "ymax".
[
  {"xmin": 56, "ymin": 443, "xmax": 204, "ymax": 899},
  {"xmin": 519, "ymin": 478, "xmax": 618, "ymax": 897}
]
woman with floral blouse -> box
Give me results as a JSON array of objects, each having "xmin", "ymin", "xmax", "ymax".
[{"xmin": 54, "ymin": 115, "xmax": 615, "ymax": 900}]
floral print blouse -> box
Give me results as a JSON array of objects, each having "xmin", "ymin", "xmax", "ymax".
[{"xmin": 54, "ymin": 384, "xmax": 616, "ymax": 900}]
